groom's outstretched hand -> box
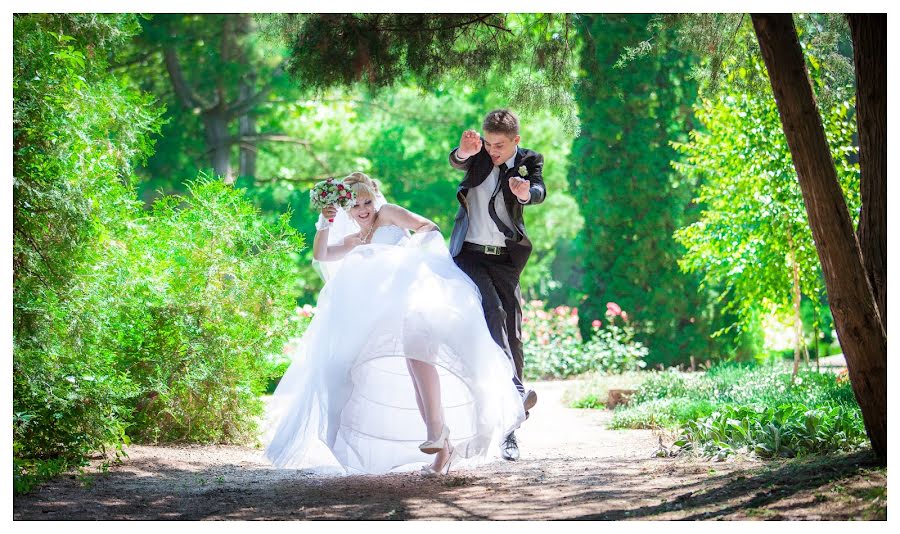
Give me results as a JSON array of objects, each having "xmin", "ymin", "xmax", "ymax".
[
  {"xmin": 457, "ymin": 129, "xmax": 482, "ymax": 160},
  {"xmin": 509, "ymin": 177, "xmax": 531, "ymax": 202}
]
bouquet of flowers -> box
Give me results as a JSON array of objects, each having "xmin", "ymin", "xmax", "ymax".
[{"xmin": 309, "ymin": 178, "xmax": 356, "ymax": 222}]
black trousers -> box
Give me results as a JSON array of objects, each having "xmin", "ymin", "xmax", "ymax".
[{"xmin": 454, "ymin": 248, "xmax": 525, "ymax": 395}]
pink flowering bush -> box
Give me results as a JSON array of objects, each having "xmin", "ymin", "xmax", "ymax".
[{"xmin": 523, "ymin": 300, "xmax": 647, "ymax": 379}]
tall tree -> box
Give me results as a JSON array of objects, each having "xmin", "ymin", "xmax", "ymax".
[
  {"xmin": 847, "ymin": 14, "xmax": 886, "ymax": 326},
  {"xmin": 672, "ymin": 63, "xmax": 859, "ymax": 377},
  {"xmin": 127, "ymin": 14, "xmax": 300, "ymax": 184},
  {"xmin": 751, "ymin": 13, "xmax": 886, "ymax": 458},
  {"xmin": 570, "ymin": 14, "xmax": 729, "ymax": 366}
]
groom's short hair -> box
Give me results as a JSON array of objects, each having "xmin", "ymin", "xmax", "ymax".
[{"xmin": 483, "ymin": 109, "xmax": 519, "ymax": 138}]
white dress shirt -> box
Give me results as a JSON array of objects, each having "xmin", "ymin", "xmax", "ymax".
[{"xmin": 465, "ymin": 153, "xmax": 518, "ymax": 247}]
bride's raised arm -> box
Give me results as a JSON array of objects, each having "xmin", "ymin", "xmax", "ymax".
[
  {"xmin": 379, "ymin": 204, "xmax": 440, "ymax": 234},
  {"xmin": 312, "ymin": 206, "xmax": 362, "ymax": 262}
]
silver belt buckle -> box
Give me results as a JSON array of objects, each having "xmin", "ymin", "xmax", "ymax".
[{"xmin": 484, "ymin": 245, "xmax": 500, "ymax": 255}]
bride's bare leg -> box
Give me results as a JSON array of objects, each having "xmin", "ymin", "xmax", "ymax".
[
  {"xmin": 407, "ymin": 358, "xmax": 454, "ymax": 472},
  {"xmin": 406, "ymin": 358, "xmax": 444, "ymax": 442},
  {"xmin": 406, "ymin": 359, "xmax": 427, "ymax": 423}
]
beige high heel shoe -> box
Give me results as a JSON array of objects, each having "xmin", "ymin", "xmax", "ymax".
[
  {"xmin": 419, "ymin": 445, "xmax": 458, "ymax": 477},
  {"xmin": 418, "ymin": 425, "xmax": 449, "ymax": 454}
]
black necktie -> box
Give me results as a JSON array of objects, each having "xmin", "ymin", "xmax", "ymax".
[{"xmin": 489, "ymin": 163, "xmax": 515, "ymax": 239}]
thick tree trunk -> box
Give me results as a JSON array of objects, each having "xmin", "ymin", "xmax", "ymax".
[
  {"xmin": 751, "ymin": 14, "xmax": 886, "ymax": 459},
  {"xmin": 848, "ymin": 14, "xmax": 887, "ymax": 327}
]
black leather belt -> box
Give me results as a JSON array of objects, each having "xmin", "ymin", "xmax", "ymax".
[{"xmin": 462, "ymin": 242, "xmax": 508, "ymax": 255}]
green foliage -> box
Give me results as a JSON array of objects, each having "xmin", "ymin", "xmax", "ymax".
[
  {"xmin": 571, "ymin": 14, "xmax": 743, "ymax": 367},
  {"xmin": 523, "ymin": 301, "xmax": 647, "ymax": 379},
  {"xmin": 570, "ymin": 395, "xmax": 605, "ymax": 409},
  {"xmin": 126, "ymin": 13, "xmax": 301, "ymax": 197},
  {"xmin": 678, "ymin": 402, "xmax": 866, "ymax": 459},
  {"xmin": 605, "ymin": 364, "xmax": 867, "ymax": 459},
  {"xmin": 610, "ymin": 397, "xmax": 717, "ymax": 429},
  {"xmin": 266, "ymin": 13, "xmax": 581, "ymax": 135},
  {"xmin": 14, "ymin": 177, "xmax": 305, "ymax": 490},
  {"xmin": 13, "ymin": 13, "xmax": 163, "ymax": 487},
  {"xmin": 617, "ymin": 14, "xmax": 854, "ymax": 106},
  {"xmin": 672, "ymin": 51, "xmax": 860, "ymax": 338},
  {"xmin": 14, "ymin": 14, "xmax": 305, "ymax": 492},
  {"xmin": 95, "ymin": 179, "xmax": 303, "ymax": 443}
]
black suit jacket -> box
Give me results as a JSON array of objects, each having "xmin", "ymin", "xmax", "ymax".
[{"xmin": 448, "ymin": 143, "xmax": 546, "ymax": 271}]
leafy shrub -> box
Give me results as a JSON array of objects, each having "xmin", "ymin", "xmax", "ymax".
[
  {"xmin": 13, "ymin": 14, "xmax": 163, "ymax": 490},
  {"xmin": 13, "ymin": 15, "xmax": 306, "ymax": 492},
  {"xmin": 628, "ymin": 368, "xmax": 692, "ymax": 404},
  {"xmin": 676, "ymin": 402, "xmax": 867, "ymax": 459},
  {"xmin": 263, "ymin": 304, "xmax": 315, "ymax": 394},
  {"xmin": 523, "ymin": 300, "xmax": 647, "ymax": 379},
  {"xmin": 606, "ymin": 363, "xmax": 867, "ymax": 458},
  {"xmin": 14, "ymin": 178, "xmax": 305, "ymax": 489},
  {"xmin": 609, "ymin": 397, "xmax": 716, "ymax": 430},
  {"xmin": 93, "ymin": 179, "xmax": 304, "ymax": 443}
]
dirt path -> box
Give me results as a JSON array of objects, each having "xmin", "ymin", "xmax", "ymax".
[{"xmin": 13, "ymin": 380, "xmax": 886, "ymax": 520}]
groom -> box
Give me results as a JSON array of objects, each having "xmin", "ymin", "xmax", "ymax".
[{"xmin": 448, "ymin": 109, "xmax": 546, "ymax": 461}]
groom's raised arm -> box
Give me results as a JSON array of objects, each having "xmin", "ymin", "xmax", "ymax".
[
  {"xmin": 450, "ymin": 129, "xmax": 481, "ymax": 171},
  {"xmin": 449, "ymin": 147, "xmax": 474, "ymax": 171}
]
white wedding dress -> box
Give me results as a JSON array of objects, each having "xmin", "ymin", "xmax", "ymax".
[{"xmin": 262, "ymin": 224, "xmax": 525, "ymax": 474}]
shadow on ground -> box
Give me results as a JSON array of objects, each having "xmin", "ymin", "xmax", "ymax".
[{"xmin": 13, "ymin": 447, "xmax": 886, "ymax": 520}]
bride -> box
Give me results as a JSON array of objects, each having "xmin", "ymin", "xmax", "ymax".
[{"xmin": 263, "ymin": 172, "xmax": 526, "ymax": 476}]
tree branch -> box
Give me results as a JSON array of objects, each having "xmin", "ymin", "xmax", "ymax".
[
  {"xmin": 163, "ymin": 45, "xmax": 215, "ymax": 112},
  {"xmin": 225, "ymin": 63, "xmax": 287, "ymax": 119},
  {"xmin": 228, "ymin": 133, "xmax": 333, "ymax": 175},
  {"xmin": 372, "ymin": 14, "xmax": 495, "ymax": 34}
]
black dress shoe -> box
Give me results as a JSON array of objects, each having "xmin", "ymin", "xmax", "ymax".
[{"xmin": 501, "ymin": 432, "xmax": 520, "ymax": 461}]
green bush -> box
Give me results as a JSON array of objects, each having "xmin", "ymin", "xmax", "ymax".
[
  {"xmin": 609, "ymin": 397, "xmax": 717, "ymax": 430},
  {"xmin": 628, "ymin": 368, "xmax": 692, "ymax": 404},
  {"xmin": 13, "ymin": 15, "xmax": 306, "ymax": 492},
  {"xmin": 676, "ymin": 402, "xmax": 866, "ymax": 459},
  {"xmin": 14, "ymin": 178, "xmax": 305, "ymax": 488},
  {"xmin": 605, "ymin": 363, "xmax": 867, "ymax": 459},
  {"xmin": 14, "ymin": 14, "xmax": 163, "ymax": 490},
  {"xmin": 94, "ymin": 179, "xmax": 304, "ymax": 443}
]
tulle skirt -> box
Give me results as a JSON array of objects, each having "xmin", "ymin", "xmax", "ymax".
[{"xmin": 262, "ymin": 232, "xmax": 525, "ymax": 474}]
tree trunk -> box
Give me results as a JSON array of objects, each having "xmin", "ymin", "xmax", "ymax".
[
  {"xmin": 751, "ymin": 13, "xmax": 886, "ymax": 459},
  {"xmin": 203, "ymin": 112, "xmax": 232, "ymax": 182},
  {"xmin": 848, "ymin": 14, "xmax": 887, "ymax": 327}
]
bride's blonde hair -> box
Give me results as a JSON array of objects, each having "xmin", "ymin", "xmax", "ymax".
[{"xmin": 342, "ymin": 172, "xmax": 380, "ymax": 204}]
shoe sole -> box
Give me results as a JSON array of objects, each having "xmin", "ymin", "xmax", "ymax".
[{"xmin": 523, "ymin": 390, "xmax": 538, "ymax": 412}]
